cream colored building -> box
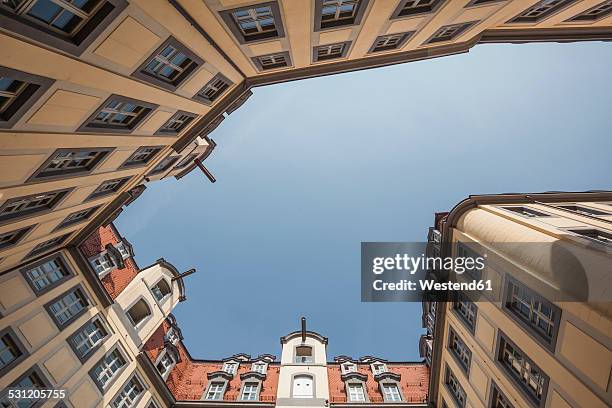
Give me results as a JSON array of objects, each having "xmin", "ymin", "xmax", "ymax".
[
  {"xmin": 0, "ymin": 224, "xmax": 191, "ymax": 407},
  {"xmin": 2, "ymin": 0, "xmax": 612, "ymax": 274},
  {"xmin": 422, "ymin": 191, "xmax": 612, "ymax": 408}
]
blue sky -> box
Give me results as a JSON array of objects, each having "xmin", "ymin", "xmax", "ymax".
[{"xmin": 116, "ymin": 41, "xmax": 612, "ymax": 362}]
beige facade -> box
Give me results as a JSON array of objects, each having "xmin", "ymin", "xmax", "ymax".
[
  {"xmin": 2, "ymin": 0, "xmax": 612, "ymax": 275},
  {"xmin": 0, "ymin": 242, "xmax": 185, "ymax": 407},
  {"xmin": 423, "ymin": 192, "xmax": 612, "ymax": 408}
]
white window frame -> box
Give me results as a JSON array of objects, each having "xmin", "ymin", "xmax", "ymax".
[
  {"xmin": 241, "ymin": 382, "xmax": 259, "ymax": 401},
  {"xmin": 115, "ymin": 241, "xmax": 130, "ymax": 259},
  {"xmin": 251, "ymin": 362, "xmax": 267, "ymax": 374},
  {"xmin": 341, "ymin": 362, "xmax": 357, "ymax": 374},
  {"xmin": 89, "ymin": 252, "xmax": 115, "ymax": 277},
  {"xmin": 92, "ymin": 348, "xmax": 126, "ymax": 389},
  {"xmin": 156, "ymin": 349, "xmax": 175, "ymax": 379},
  {"xmin": 111, "ymin": 374, "xmax": 145, "ymax": 408},
  {"xmin": 371, "ymin": 362, "xmax": 387, "ymax": 375},
  {"xmin": 72, "ymin": 317, "xmax": 107, "ymax": 358},
  {"xmin": 166, "ymin": 327, "xmax": 180, "ymax": 345},
  {"xmin": 382, "ymin": 383, "xmax": 402, "ymax": 402},
  {"xmin": 205, "ymin": 382, "xmax": 225, "ymax": 400},
  {"xmin": 347, "ymin": 383, "xmax": 366, "ymax": 402},
  {"xmin": 223, "ymin": 361, "xmax": 238, "ymax": 374}
]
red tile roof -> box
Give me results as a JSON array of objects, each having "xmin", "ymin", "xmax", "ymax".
[
  {"xmin": 327, "ymin": 363, "xmax": 429, "ymax": 404},
  {"xmin": 78, "ymin": 224, "xmax": 139, "ymax": 299}
]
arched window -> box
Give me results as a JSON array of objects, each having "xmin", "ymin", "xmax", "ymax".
[
  {"xmin": 295, "ymin": 346, "xmax": 313, "ymax": 363},
  {"xmin": 127, "ymin": 299, "xmax": 151, "ymax": 327},
  {"xmin": 293, "ymin": 375, "xmax": 314, "ymax": 398},
  {"xmin": 151, "ymin": 279, "xmax": 171, "ymax": 301}
]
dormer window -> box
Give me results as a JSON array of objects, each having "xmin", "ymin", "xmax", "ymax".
[
  {"xmin": 151, "ymin": 279, "xmax": 171, "ymax": 302},
  {"xmin": 223, "ymin": 362, "xmax": 238, "ymax": 374},
  {"xmin": 166, "ymin": 328, "xmax": 180, "ymax": 345},
  {"xmin": 156, "ymin": 351, "xmax": 175, "ymax": 379},
  {"xmin": 371, "ymin": 362, "xmax": 386, "ymax": 375},
  {"xmin": 126, "ymin": 299, "xmax": 151, "ymax": 327},
  {"xmin": 347, "ymin": 383, "xmax": 366, "ymax": 402},
  {"xmin": 252, "ymin": 362, "xmax": 267, "ymax": 374},
  {"xmin": 382, "ymin": 383, "xmax": 401, "ymax": 402},
  {"xmin": 89, "ymin": 253, "xmax": 115, "ymax": 276},
  {"xmin": 115, "ymin": 241, "xmax": 130, "ymax": 259},
  {"xmin": 205, "ymin": 382, "xmax": 225, "ymax": 400},
  {"xmin": 295, "ymin": 345, "xmax": 313, "ymax": 363},
  {"xmin": 341, "ymin": 362, "xmax": 357, "ymax": 373}
]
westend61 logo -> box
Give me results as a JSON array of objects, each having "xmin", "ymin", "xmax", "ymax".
[{"xmin": 361, "ymin": 242, "xmax": 491, "ymax": 302}]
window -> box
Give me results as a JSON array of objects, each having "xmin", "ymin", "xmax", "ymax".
[
  {"xmin": 455, "ymin": 242, "xmax": 483, "ymax": 280},
  {"xmin": 501, "ymin": 206, "xmax": 550, "ymax": 218},
  {"xmin": 80, "ymin": 96, "xmax": 156, "ymax": 133},
  {"xmin": 91, "ymin": 349, "xmax": 126, "ymax": 389},
  {"xmin": 445, "ymin": 366, "xmax": 466, "ymax": 408},
  {"xmin": 0, "ymin": 329, "xmax": 26, "ymax": 375},
  {"xmin": 120, "ymin": 146, "xmax": 163, "ymax": 168},
  {"xmin": 371, "ymin": 362, "xmax": 386, "ymax": 375},
  {"xmin": 426, "ymin": 22, "xmax": 476, "ymax": 44},
  {"xmin": 453, "ymin": 292, "xmax": 477, "ymax": 332},
  {"xmin": 391, "ymin": 0, "xmax": 444, "ymax": 19},
  {"xmin": 0, "ymin": 67, "xmax": 53, "ymax": 128},
  {"xmin": 509, "ymin": 0, "xmax": 576, "ymax": 23},
  {"xmin": 27, "ymin": 233, "xmax": 71, "ymax": 258},
  {"xmin": 252, "ymin": 52, "xmax": 291, "ymax": 71},
  {"xmin": 195, "ymin": 74, "xmax": 232, "ymax": 105},
  {"xmin": 205, "ymin": 382, "xmax": 225, "ymax": 400},
  {"xmin": 315, "ymin": 0, "xmax": 369, "ymax": 30},
  {"xmin": 0, "ymin": 188, "xmax": 70, "ymax": 224},
  {"xmin": 166, "ymin": 327, "xmax": 180, "ymax": 344},
  {"xmin": 567, "ymin": 1, "xmax": 612, "ymax": 21},
  {"xmin": 497, "ymin": 335, "xmax": 548, "ymax": 405},
  {"xmin": 87, "ymin": 177, "xmax": 130, "ymax": 200},
  {"xmin": 0, "ymin": 226, "xmax": 32, "ymax": 250},
  {"xmin": 175, "ymin": 153, "xmax": 197, "ymax": 169},
  {"xmin": 156, "ymin": 351, "xmax": 174, "ymax": 378},
  {"xmin": 252, "ymin": 362, "xmax": 266, "ymax": 374},
  {"xmin": 295, "ymin": 345, "xmax": 313, "ymax": 363},
  {"xmin": 46, "ymin": 287, "xmax": 89, "ymax": 327},
  {"xmin": 382, "ymin": 383, "xmax": 401, "ymax": 402},
  {"xmin": 448, "ymin": 328, "xmax": 471, "ymax": 373},
  {"xmin": 68, "ymin": 317, "xmax": 108, "ymax": 360},
  {"xmin": 555, "ymin": 205, "xmax": 610, "ymax": 216},
  {"xmin": 22, "ymin": 255, "xmax": 71, "ymax": 294},
  {"xmin": 341, "ymin": 362, "xmax": 357, "ymax": 373},
  {"xmin": 126, "ymin": 299, "xmax": 151, "ymax": 327},
  {"xmin": 156, "ymin": 111, "xmax": 196, "ymax": 136},
  {"xmin": 347, "ymin": 383, "xmax": 366, "ymax": 401},
  {"xmin": 313, "ymin": 41, "xmax": 350, "ymax": 62},
  {"xmin": 504, "ymin": 278, "xmax": 560, "ymax": 348},
  {"xmin": 241, "ymin": 382, "xmax": 259, "ymax": 401},
  {"xmin": 112, "ymin": 376, "xmax": 144, "ymax": 408},
  {"xmin": 151, "ymin": 279, "xmax": 171, "ymax": 301},
  {"xmin": 30, "ymin": 148, "xmax": 112, "ymax": 180},
  {"xmin": 370, "ymin": 32, "xmax": 412, "ymax": 52},
  {"xmin": 89, "ymin": 252, "xmax": 115, "ymax": 276},
  {"xmin": 56, "ymin": 205, "xmax": 99, "ymax": 229},
  {"xmin": 220, "ymin": 2, "xmax": 285, "ymax": 43},
  {"xmin": 223, "ymin": 362, "xmax": 237, "ymax": 374},
  {"xmin": 115, "ymin": 241, "xmax": 130, "ymax": 259},
  {"xmin": 134, "ymin": 37, "xmax": 202, "ymax": 89},
  {"xmin": 149, "ymin": 156, "xmax": 179, "ymax": 175},
  {"xmin": 568, "ymin": 228, "xmax": 612, "ymax": 246},
  {"xmin": 0, "ymin": 367, "xmax": 48, "ymax": 408},
  {"xmin": 292, "ymin": 375, "xmax": 313, "ymax": 398},
  {"xmin": 490, "ymin": 382, "xmax": 514, "ymax": 408}
]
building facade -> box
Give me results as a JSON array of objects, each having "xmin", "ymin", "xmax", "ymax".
[
  {"xmin": 2, "ymin": 0, "xmax": 612, "ymax": 274},
  {"xmin": 421, "ymin": 191, "xmax": 612, "ymax": 408}
]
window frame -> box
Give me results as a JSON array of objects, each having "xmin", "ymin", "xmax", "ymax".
[
  {"xmin": 0, "ymin": 327, "xmax": 29, "ymax": 378},
  {"xmin": 155, "ymin": 111, "xmax": 197, "ymax": 136},
  {"xmin": 119, "ymin": 146, "xmax": 164, "ymax": 169},
  {"xmin": 0, "ymin": 188, "xmax": 72, "ymax": 225},
  {"xmin": 28, "ymin": 147, "xmax": 114, "ymax": 182},
  {"xmin": 0, "ymin": 66, "xmax": 54, "ymax": 129},
  {"xmin": 240, "ymin": 381, "xmax": 261, "ymax": 401},
  {"xmin": 0, "ymin": 0, "xmax": 128, "ymax": 56},
  {"xmin": 148, "ymin": 156, "xmax": 180, "ymax": 176},
  {"xmin": 25, "ymin": 233, "xmax": 71, "ymax": 259},
  {"xmin": 132, "ymin": 36, "xmax": 203, "ymax": 90},
  {"xmin": 0, "ymin": 365, "xmax": 51, "ymax": 408},
  {"xmin": 219, "ymin": 1, "xmax": 285, "ymax": 44},
  {"xmin": 0, "ymin": 225, "xmax": 35, "ymax": 250},
  {"xmin": 55, "ymin": 205, "xmax": 101, "ymax": 230},
  {"xmin": 126, "ymin": 297, "xmax": 152, "ymax": 328},
  {"xmin": 508, "ymin": 0, "xmax": 577, "ymax": 24},
  {"xmin": 369, "ymin": 32, "xmax": 412, "ymax": 53},
  {"xmin": 204, "ymin": 381, "xmax": 227, "ymax": 400},
  {"xmin": 566, "ymin": 1, "xmax": 612, "ymax": 22},
  {"xmin": 78, "ymin": 95, "xmax": 158, "ymax": 134},
  {"xmin": 111, "ymin": 372, "xmax": 146, "ymax": 408},
  {"xmin": 445, "ymin": 365, "xmax": 467, "ymax": 408},
  {"xmin": 89, "ymin": 345, "xmax": 128, "ymax": 391},
  {"xmin": 312, "ymin": 41, "xmax": 352, "ymax": 62},
  {"xmin": 251, "ymin": 51, "xmax": 292, "ymax": 71},
  {"xmin": 151, "ymin": 278, "xmax": 172, "ymax": 303},
  {"xmin": 66, "ymin": 314, "xmax": 111, "ymax": 363},
  {"xmin": 425, "ymin": 21, "xmax": 477, "ymax": 44},
  {"xmin": 390, "ymin": 0, "xmax": 445, "ymax": 20},
  {"xmin": 370, "ymin": 362, "xmax": 387, "ymax": 375},
  {"xmin": 380, "ymin": 382, "xmax": 403, "ymax": 402},
  {"xmin": 314, "ymin": 0, "xmax": 370, "ymax": 31},
  {"xmin": 448, "ymin": 326, "xmax": 472, "ymax": 375},
  {"xmin": 496, "ymin": 332, "xmax": 549, "ymax": 408},
  {"xmin": 346, "ymin": 382, "xmax": 367, "ymax": 402},
  {"xmin": 453, "ymin": 292, "xmax": 478, "ymax": 334},
  {"xmin": 86, "ymin": 177, "xmax": 131, "ymax": 201},
  {"xmin": 20, "ymin": 253, "xmax": 74, "ymax": 295},
  {"xmin": 488, "ymin": 381, "xmax": 515, "ymax": 408},
  {"xmin": 502, "ymin": 276, "xmax": 561, "ymax": 352},
  {"xmin": 154, "ymin": 348, "xmax": 176, "ymax": 380},
  {"xmin": 194, "ymin": 74, "xmax": 233, "ymax": 105},
  {"xmin": 294, "ymin": 345, "xmax": 313, "ymax": 364},
  {"xmin": 499, "ymin": 206, "xmax": 551, "ymax": 218},
  {"xmin": 44, "ymin": 284, "xmax": 90, "ymax": 329}
]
